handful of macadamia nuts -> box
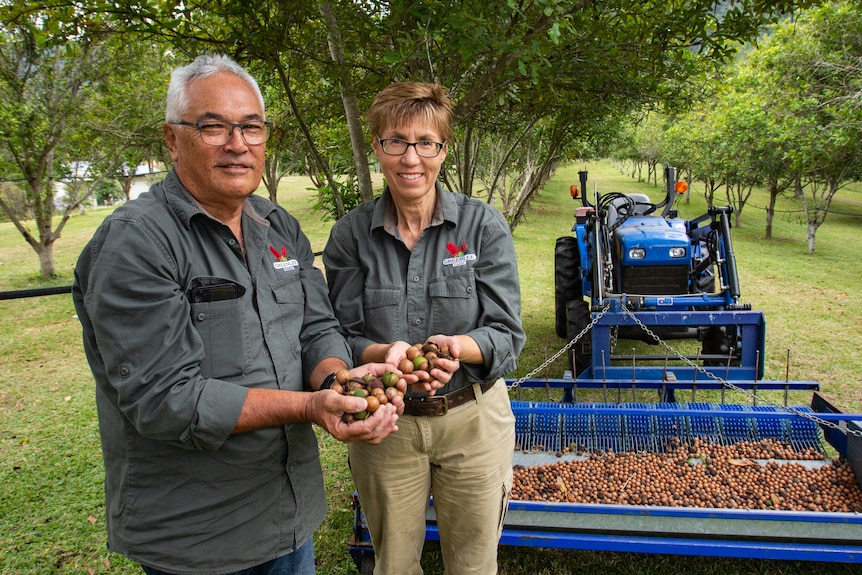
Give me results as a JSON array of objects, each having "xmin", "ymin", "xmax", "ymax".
[
  {"xmin": 335, "ymin": 342, "xmax": 456, "ymax": 423},
  {"xmin": 332, "ymin": 369, "xmax": 406, "ymax": 423},
  {"xmin": 396, "ymin": 341, "xmax": 456, "ymax": 375}
]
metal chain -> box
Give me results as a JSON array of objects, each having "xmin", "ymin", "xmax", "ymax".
[
  {"xmin": 505, "ymin": 302, "xmax": 861, "ymax": 438},
  {"xmin": 618, "ymin": 306, "xmax": 862, "ymax": 439},
  {"xmin": 507, "ymin": 304, "xmax": 612, "ymax": 390}
]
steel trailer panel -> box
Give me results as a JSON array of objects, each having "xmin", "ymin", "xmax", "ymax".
[
  {"xmin": 427, "ymin": 525, "xmax": 862, "ymax": 562},
  {"xmin": 423, "ymin": 500, "xmax": 862, "ymax": 563}
]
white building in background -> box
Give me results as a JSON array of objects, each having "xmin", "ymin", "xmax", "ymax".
[
  {"xmin": 53, "ymin": 162, "xmax": 165, "ymax": 209},
  {"xmin": 129, "ymin": 163, "xmax": 163, "ymax": 200}
]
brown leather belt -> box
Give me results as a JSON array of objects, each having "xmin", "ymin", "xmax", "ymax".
[{"xmin": 403, "ymin": 381, "xmax": 496, "ymax": 417}]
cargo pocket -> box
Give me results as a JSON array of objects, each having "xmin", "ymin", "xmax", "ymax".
[{"xmin": 497, "ymin": 468, "xmax": 513, "ymax": 539}]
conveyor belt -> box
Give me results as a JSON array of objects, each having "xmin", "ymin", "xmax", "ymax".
[{"xmin": 513, "ymin": 401, "xmax": 825, "ymax": 454}]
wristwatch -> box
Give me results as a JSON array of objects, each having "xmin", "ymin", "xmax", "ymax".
[{"xmin": 319, "ymin": 372, "xmax": 339, "ymax": 391}]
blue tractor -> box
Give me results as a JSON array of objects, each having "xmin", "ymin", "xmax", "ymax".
[{"xmin": 554, "ymin": 166, "xmax": 760, "ymax": 391}]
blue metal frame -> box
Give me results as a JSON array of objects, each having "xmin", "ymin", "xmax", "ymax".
[
  {"xmin": 429, "ymin": 525, "xmax": 862, "ymax": 563},
  {"xmin": 514, "ymin": 378, "xmax": 818, "ymax": 392},
  {"xmin": 424, "ymin": 497, "xmax": 862, "ymax": 562},
  {"xmin": 585, "ymin": 308, "xmax": 767, "ymax": 382}
]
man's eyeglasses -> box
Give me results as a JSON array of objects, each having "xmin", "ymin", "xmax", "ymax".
[
  {"xmin": 378, "ymin": 138, "xmax": 445, "ymax": 158},
  {"xmin": 170, "ymin": 121, "xmax": 273, "ymax": 146}
]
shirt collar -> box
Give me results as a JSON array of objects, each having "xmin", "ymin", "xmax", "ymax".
[
  {"xmin": 162, "ymin": 168, "xmax": 273, "ymax": 229},
  {"xmin": 375, "ymin": 180, "xmax": 453, "ymax": 237}
]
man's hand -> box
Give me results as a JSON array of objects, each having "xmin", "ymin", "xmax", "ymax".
[
  {"xmin": 305, "ymin": 390, "xmax": 399, "ymax": 444},
  {"xmin": 235, "ymin": 361, "xmax": 405, "ymax": 438},
  {"xmin": 346, "ymin": 362, "xmax": 406, "ymax": 415}
]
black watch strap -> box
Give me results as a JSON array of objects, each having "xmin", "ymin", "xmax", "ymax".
[{"xmin": 319, "ymin": 372, "xmax": 339, "ymax": 391}]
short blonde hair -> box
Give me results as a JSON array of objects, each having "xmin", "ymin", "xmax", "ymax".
[{"xmin": 366, "ymin": 82, "xmax": 453, "ymax": 143}]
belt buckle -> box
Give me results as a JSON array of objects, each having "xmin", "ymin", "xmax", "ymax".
[{"xmin": 422, "ymin": 394, "xmax": 448, "ymax": 416}]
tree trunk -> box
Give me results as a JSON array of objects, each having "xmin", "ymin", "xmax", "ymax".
[
  {"xmin": 460, "ymin": 124, "xmax": 475, "ymax": 197},
  {"xmin": 318, "ymin": 0, "xmax": 374, "ymax": 203},
  {"xmin": 765, "ymin": 177, "xmax": 777, "ymax": 240},
  {"xmin": 37, "ymin": 242, "xmax": 56, "ymax": 277},
  {"xmin": 508, "ymin": 154, "xmax": 561, "ymax": 231},
  {"xmin": 120, "ymin": 173, "xmax": 133, "ymax": 202},
  {"xmin": 273, "ymin": 61, "xmax": 345, "ymax": 217},
  {"xmin": 263, "ymin": 156, "xmax": 280, "ymax": 203},
  {"xmin": 806, "ymin": 222, "xmax": 817, "ymax": 254}
]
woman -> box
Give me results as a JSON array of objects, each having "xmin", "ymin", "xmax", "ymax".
[{"xmin": 323, "ymin": 82, "xmax": 525, "ymax": 575}]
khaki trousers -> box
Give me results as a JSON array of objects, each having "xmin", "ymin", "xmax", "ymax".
[{"xmin": 348, "ymin": 379, "xmax": 515, "ymax": 575}]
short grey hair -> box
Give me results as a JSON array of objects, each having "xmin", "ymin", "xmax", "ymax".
[{"xmin": 165, "ymin": 54, "xmax": 265, "ymax": 123}]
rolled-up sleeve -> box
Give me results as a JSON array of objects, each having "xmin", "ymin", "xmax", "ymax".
[
  {"xmin": 461, "ymin": 212, "xmax": 525, "ymax": 382},
  {"xmin": 78, "ymin": 219, "xmax": 246, "ymax": 452},
  {"xmin": 323, "ymin": 219, "xmax": 379, "ymax": 362},
  {"xmin": 291, "ymin": 221, "xmax": 353, "ymax": 379}
]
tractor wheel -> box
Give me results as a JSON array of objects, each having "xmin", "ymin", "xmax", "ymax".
[
  {"xmin": 554, "ymin": 236, "xmax": 582, "ymax": 339},
  {"xmin": 566, "ymin": 298, "xmax": 592, "ymax": 377},
  {"xmin": 358, "ymin": 552, "xmax": 374, "ymax": 575}
]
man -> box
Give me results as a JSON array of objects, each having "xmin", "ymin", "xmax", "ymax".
[{"xmin": 72, "ymin": 54, "xmax": 399, "ymax": 575}]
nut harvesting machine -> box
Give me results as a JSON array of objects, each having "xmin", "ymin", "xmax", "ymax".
[{"xmin": 349, "ymin": 167, "xmax": 862, "ymax": 572}]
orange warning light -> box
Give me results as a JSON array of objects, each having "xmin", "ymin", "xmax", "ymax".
[
  {"xmin": 675, "ymin": 180, "xmax": 689, "ymax": 195},
  {"xmin": 570, "ymin": 184, "xmax": 580, "ymax": 198}
]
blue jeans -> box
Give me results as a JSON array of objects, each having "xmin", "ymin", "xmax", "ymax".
[{"xmin": 141, "ymin": 539, "xmax": 315, "ymax": 575}]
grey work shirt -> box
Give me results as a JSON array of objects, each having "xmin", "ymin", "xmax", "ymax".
[
  {"xmin": 323, "ymin": 182, "xmax": 525, "ymax": 395},
  {"xmin": 72, "ymin": 170, "xmax": 351, "ymax": 575}
]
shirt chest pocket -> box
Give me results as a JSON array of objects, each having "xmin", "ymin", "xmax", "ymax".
[
  {"xmin": 362, "ymin": 285, "xmax": 403, "ymax": 342},
  {"xmin": 191, "ymin": 298, "xmax": 248, "ymax": 379},
  {"xmin": 429, "ymin": 272, "xmax": 478, "ymax": 334},
  {"xmin": 272, "ymin": 277, "xmax": 305, "ymax": 358}
]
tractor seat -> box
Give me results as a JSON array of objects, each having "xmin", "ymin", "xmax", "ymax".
[{"xmin": 608, "ymin": 193, "xmax": 653, "ymax": 227}]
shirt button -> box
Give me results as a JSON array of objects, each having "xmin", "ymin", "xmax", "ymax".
[
  {"xmin": 413, "ymin": 275, "xmax": 420, "ymax": 282},
  {"xmin": 414, "ymin": 318, "xmax": 422, "ymax": 325},
  {"xmin": 228, "ymin": 239, "xmax": 237, "ymax": 245},
  {"xmin": 197, "ymin": 313, "xmax": 206, "ymax": 321},
  {"xmin": 466, "ymin": 287, "xmax": 472, "ymax": 294}
]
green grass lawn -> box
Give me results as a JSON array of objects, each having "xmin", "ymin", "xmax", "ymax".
[{"xmin": 1, "ymin": 162, "xmax": 861, "ymax": 574}]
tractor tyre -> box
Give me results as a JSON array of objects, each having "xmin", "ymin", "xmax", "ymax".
[
  {"xmin": 358, "ymin": 552, "xmax": 374, "ymax": 575},
  {"xmin": 566, "ymin": 298, "xmax": 592, "ymax": 377},
  {"xmin": 554, "ymin": 236, "xmax": 582, "ymax": 339}
]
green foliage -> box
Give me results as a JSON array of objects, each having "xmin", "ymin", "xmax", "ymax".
[
  {"xmin": 40, "ymin": 0, "xmax": 815, "ymax": 232},
  {"xmin": 92, "ymin": 178, "xmax": 123, "ymax": 206},
  {"xmin": 0, "ymin": 5, "xmax": 170, "ymax": 275},
  {"xmin": 310, "ymin": 178, "xmax": 362, "ymax": 222}
]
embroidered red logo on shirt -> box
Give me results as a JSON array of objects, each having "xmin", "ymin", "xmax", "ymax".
[
  {"xmin": 269, "ymin": 246, "xmax": 288, "ymax": 261},
  {"xmin": 447, "ymin": 241, "xmax": 467, "ymax": 257},
  {"xmin": 443, "ymin": 241, "xmax": 476, "ymax": 267},
  {"xmin": 269, "ymin": 245, "xmax": 299, "ymax": 271}
]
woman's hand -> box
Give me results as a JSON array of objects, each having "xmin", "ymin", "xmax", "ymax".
[{"xmin": 411, "ymin": 335, "xmax": 462, "ymax": 396}]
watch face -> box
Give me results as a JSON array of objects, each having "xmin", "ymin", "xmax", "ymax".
[{"xmin": 321, "ymin": 372, "xmax": 338, "ymax": 390}]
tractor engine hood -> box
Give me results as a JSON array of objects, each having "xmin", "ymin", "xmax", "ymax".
[{"xmin": 614, "ymin": 217, "xmax": 690, "ymax": 267}]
